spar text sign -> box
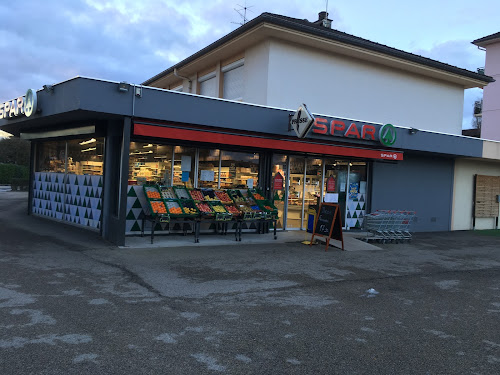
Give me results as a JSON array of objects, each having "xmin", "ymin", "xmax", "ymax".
[
  {"xmin": 310, "ymin": 116, "xmax": 398, "ymax": 147},
  {"xmin": 0, "ymin": 89, "xmax": 38, "ymax": 119}
]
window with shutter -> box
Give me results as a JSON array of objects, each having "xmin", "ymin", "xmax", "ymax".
[
  {"xmin": 222, "ymin": 60, "xmax": 244, "ymax": 101},
  {"xmin": 199, "ymin": 72, "xmax": 216, "ymax": 97}
]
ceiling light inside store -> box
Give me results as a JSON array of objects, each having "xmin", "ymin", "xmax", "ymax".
[
  {"xmin": 81, "ymin": 147, "xmax": 97, "ymax": 152},
  {"xmin": 79, "ymin": 138, "xmax": 96, "ymax": 145},
  {"xmin": 143, "ymin": 144, "xmax": 154, "ymax": 148}
]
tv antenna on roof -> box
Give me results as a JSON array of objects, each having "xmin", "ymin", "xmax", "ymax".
[{"xmin": 231, "ymin": 2, "xmax": 254, "ymax": 26}]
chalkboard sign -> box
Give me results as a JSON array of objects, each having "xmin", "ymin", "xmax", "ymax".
[{"xmin": 310, "ymin": 203, "xmax": 344, "ymax": 251}]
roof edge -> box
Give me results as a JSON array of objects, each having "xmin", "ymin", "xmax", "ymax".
[
  {"xmin": 473, "ymin": 31, "xmax": 500, "ymax": 47},
  {"xmin": 143, "ymin": 12, "xmax": 493, "ymax": 86}
]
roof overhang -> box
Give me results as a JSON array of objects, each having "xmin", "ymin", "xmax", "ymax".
[
  {"xmin": 473, "ymin": 32, "xmax": 500, "ymax": 47},
  {"xmin": 146, "ymin": 15, "xmax": 492, "ymax": 90}
]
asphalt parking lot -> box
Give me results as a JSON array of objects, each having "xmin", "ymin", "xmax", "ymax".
[{"xmin": 1, "ymin": 191, "xmax": 500, "ymax": 374}]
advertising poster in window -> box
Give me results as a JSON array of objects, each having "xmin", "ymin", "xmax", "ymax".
[
  {"xmin": 349, "ymin": 182, "xmax": 359, "ymax": 200},
  {"xmin": 273, "ymin": 172, "xmax": 284, "ymax": 190},
  {"xmin": 200, "ymin": 170, "xmax": 215, "ymax": 182}
]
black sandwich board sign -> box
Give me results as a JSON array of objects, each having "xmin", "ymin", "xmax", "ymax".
[{"xmin": 310, "ymin": 203, "xmax": 344, "ymax": 251}]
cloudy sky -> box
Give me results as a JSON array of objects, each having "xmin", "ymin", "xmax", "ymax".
[{"xmin": 1, "ymin": 0, "xmax": 498, "ymax": 129}]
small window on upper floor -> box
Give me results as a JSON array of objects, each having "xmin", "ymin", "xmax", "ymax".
[
  {"xmin": 222, "ymin": 59, "xmax": 244, "ymax": 101},
  {"xmin": 199, "ymin": 71, "xmax": 216, "ymax": 97},
  {"xmin": 171, "ymin": 85, "xmax": 183, "ymax": 92}
]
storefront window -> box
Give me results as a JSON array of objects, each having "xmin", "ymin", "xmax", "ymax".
[
  {"xmin": 32, "ymin": 136, "xmax": 105, "ymax": 231},
  {"xmin": 67, "ymin": 138, "xmax": 104, "ymax": 175},
  {"xmin": 198, "ymin": 149, "xmax": 220, "ymax": 188},
  {"xmin": 173, "ymin": 146, "xmax": 196, "ymax": 187},
  {"xmin": 272, "ymin": 154, "xmax": 287, "ymax": 229},
  {"xmin": 35, "ymin": 141, "xmax": 66, "ymax": 173},
  {"xmin": 220, "ymin": 150, "xmax": 259, "ymax": 189},
  {"xmin": 128, "ymin": 142, "xmax": 172, "ymax": 185}
]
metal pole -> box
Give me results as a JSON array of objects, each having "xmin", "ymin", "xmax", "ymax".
[
  {"xmin": 283, "ymin": 155, "xmax": 290, "ymax": 229},
  {"xmin": 301, "ymin": 158, "xmax": 306, "ymax": 230}
]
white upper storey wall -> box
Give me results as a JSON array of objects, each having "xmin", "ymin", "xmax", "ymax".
[{"xmin": 245, "ymin": 39, "xmax": 465, "ymax": 135}]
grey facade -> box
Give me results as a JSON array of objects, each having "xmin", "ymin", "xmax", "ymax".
[
  {"xmin": 0, "ymin": 77, "xmax": 489, "ymax": 244},
  {"xmin": 371, "ymin": 155, "xmax": 455, "ymax": 232}
]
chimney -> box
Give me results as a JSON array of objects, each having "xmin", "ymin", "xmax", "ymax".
[{"xmin": 313, "ymin": 11, "xmax": 332, "ymax": 29}]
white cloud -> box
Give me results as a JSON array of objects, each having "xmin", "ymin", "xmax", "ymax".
[{"xmin": 0, "ymin": 0, "xmax": 497, "ymax": 132}]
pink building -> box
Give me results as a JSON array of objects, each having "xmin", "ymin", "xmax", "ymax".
[{"xmin": 473, "ymin": 32, "xmax": 500, "ymax": 140}]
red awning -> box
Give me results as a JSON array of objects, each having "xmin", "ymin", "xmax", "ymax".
[{"xmin": 133, "ymin": 123, "xmax": 403, "ymax": 161}]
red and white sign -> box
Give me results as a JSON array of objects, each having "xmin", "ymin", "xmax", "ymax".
[
  {"xmin": 134, "ymin": 123, "xmax": 403, "ymax": 161},
  {"xmin": 273, "ymin": 172, "xmax": 284, "ymax": 190},
  {"xmin": 326, "ymin": 176, "xmax": 336, "ymax": 192}
]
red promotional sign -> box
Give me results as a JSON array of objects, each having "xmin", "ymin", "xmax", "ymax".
[
  {"xmin": 273, "ymin": 172, "xmax": 284, "ymax": 190},
  {"xmin": 326, "ymin": 176, "xmax": 336, "ymax": 193}
]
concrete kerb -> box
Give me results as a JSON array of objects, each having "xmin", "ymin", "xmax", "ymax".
[{"xmin": 123, "ymin": 230, "xmax": 383, "ymax": 251}]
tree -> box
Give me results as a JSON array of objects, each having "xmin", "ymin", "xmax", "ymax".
[
  {"xmin": 0, "ymin": 137, "xmax": 31, "ymax": 166},
  {"xmin": 472, "ymin": 99, "xmax": 483, "ymax": 130}
]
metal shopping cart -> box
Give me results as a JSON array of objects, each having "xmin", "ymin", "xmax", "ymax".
[{"xmin": 363, "ymin": 210, "xmax": 416, "ymax": 243}]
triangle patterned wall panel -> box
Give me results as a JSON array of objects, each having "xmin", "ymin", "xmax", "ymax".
[{"xmin": 32, "ymin": 172, "xmax": 103, "ymax": 231}]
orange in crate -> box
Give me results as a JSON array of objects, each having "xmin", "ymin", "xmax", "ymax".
[
  {"xmin": 147, "ymin": 191, "xmax": 161, "ymax": 199},
  {"xmin": 151, "ymin": 201, "xmax": 167, "ymax": 214}
]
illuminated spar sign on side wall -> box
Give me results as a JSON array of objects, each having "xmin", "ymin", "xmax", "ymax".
[
  {"xmin": 310, "ymin": 116, "xmax": 397, "ymax": 147},
  {"xmin": 0, "ymin": 89, "xmax": 38, "ymax": 119}
]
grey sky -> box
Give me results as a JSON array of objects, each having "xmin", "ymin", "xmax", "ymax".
[{"xmin": 1, "ymin": 0, "xmax": 498, "ymax": 129}]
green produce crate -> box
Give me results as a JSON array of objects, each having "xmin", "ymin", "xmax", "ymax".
[
  {"xmin": 164, "ymin": 199, "xmax": 187, "ymax": 217},
  {"xmin": 173, "ymin": 186, "xmax": 191, "ymax": 200},
  {"xmin": 143, "ymin": 185, "xmax": 161, "ymax": 200},
  {"xmin": 189, "ymin": 188, "xmax": 205, "ymax": 202},
  {"xmin": 159, "ymin": 186, "xmax": 176, "ymax": 199},
  {"xmin": 179, "ymin": 200, "xmax": 200, "ymax": 217},
  {"xmin": 209, "ymin": 202, "xmax": 232, "ymax": 221},
  {"xmin": 147, "ymin": 199, "xmax": 170, "ymax": 222},
  {"xmin": 195, "ymin": 201, "xmax": 215, "ymax": 216},
  {"xmin": 248, "ymin": 188, "xmax": 266, "ymax": 201},
  {"xmin": 223, "ymin": 203, "xmax": 241, "ymax": 217},
  {"xmin": 257, "ymin": 199, "xmax": 279, "ymax": 217},
  {"xmin": 214, "ymin": 190, "xmax": 233, "ymax": 203},
  {"xmin": 228, "ymin": 189, "xmax": 245, "ymax": 204},
  {"xmin": 201, "ymin": 188, "xmax": 220, "ymax": 203}
]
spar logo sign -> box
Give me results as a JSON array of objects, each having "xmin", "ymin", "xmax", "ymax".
[
  {"xmin": 290, "ymin": 104, "xmax": 315, "ymax": 138},
  {"xmin": 379, "ymin": 124, "xmax": 397, "ymax": 147},
  {"xmin": 0, "ymin": 89, "xmax": 38, "ymax": 120}
]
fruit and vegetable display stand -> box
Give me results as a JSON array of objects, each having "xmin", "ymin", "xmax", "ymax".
[
  {"xmin": 140, "ymin": 186, "xmax": 277, "ymax": 244},
  {"xmin": 141, "ymin": 185, "xmax": 199, "ymax": 244}
]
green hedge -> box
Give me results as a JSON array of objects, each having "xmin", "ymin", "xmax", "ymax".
[{"xmin": 0, "ymin": 163, "xmax": 29, "ymax": 184}]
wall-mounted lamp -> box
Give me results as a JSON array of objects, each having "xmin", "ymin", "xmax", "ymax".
[
  {"xmin": 43, "ymin": 84, "xmax": 54, "ymax": 93},
  {"xmin": 135, "ymin": 86, "xmax": 142, "ymax": 97},
  {"xmin": 118, "ymin": 81, "xmax": 130, "ymax": 92},
  {"xmin": 409, "ymin": 127, "xmax": 419, "ymax": 135}
]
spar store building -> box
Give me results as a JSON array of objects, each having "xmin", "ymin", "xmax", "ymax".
[{"xmin": 0, "ymin": 12, "xmax": 496, "ymax": 245}]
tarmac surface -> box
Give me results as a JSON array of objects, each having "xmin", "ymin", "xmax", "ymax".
[{"xmin": 1, "ymin": 191, "xmax": 500, "ymax": 374}]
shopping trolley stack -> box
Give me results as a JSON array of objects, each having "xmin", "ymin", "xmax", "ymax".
[{"xmin": 363, "ymin": 210, "xmax": 416, "ymax": 243}]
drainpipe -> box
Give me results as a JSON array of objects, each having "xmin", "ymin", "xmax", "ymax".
[{"xmin": 174, "ymin": 68, "xmax": 192, "ymax": 92}]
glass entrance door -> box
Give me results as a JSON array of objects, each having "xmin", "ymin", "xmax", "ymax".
[
  {"xmin": 271, "ymin": 154, "xmax": 287, "ymax": 229},
  {"xmin": 287, "ymin": 156, "xmax": 305, "ymax": 229}
]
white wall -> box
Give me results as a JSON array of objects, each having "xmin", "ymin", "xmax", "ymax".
[
  {"xmin": 243, "ymin": 41, "xmax": 271, "ymax": 106},
  {"xmin": 452, "ymin": 159, "xmax": 500, "ymax": 230},
  {"xmin": 264, "ymin": 40, "xmax": 465, "ymax": 135},
  {"xmin": 481, "ymin": 42, "xmax": 500, "ymax": 141}
]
